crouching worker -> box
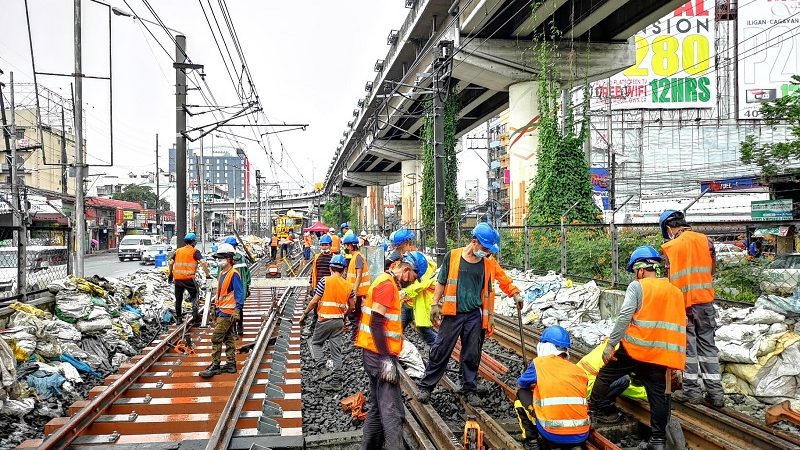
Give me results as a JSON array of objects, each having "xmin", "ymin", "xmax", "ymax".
[
  {"xmin": 299, "ymin": 254, "xmax": 354, "ymax": 390},
  {"xmin": 515, "ymin": 325, "xmax": 590, "ymax": 450},
  {"xmin": 579, "ymin": 340, "xmax": 648, "ymax": 423},
  {"xmin": 200, "ymin": 243, "xmax": 244, "ymax": 378}
]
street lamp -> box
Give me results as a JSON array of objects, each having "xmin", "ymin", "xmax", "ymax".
[{"xmin": 111, "ymin": 7, "xmax": 184, "ymax": 35}]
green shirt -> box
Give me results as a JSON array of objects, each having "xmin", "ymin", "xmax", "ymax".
[{"xmin": 437, "ymin": 250, "xmax": 485, "ymax": 313}]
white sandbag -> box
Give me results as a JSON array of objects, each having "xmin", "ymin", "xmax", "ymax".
[
  {"xmin": 721, "ymin": 372, "xmax": 754, "ymax": 396},
  {"xmin": 86, "ymin": 305, "xmax": 111, "ymax": 321},
  {"xmin": 0, "ymin": 398, "xmax": 35, "ymax": 418},
  {"xmin": 718, "ymin": 340, "xmax": 759, "ymax": 364},
  {"xmin": 9, "ymin": 311, "xmax": 45, "ymax": 336},
  {"xmin": 42, "ymin": 319, "xmax": 82, "ymax": 342},
  {"xmin": 76, "ymin": 317, "xmax": 113, "ymax": 333},
  {"xmin": 756, "ymin": 294, "xmax": 800, "ymax": 317},
  {"xmin": 752, "ymin": 342, "xmax": 800, "ymax": 400},
  {"xmin": 398, "ymin": 340, "xmax": 425, "ymax": 379},
  {"xmin": 715, "ymin": 323, "xmax": 769, "ymax": 342},
  {"xmin": 0, "ymin": 338, "xmax": 16, "ymax": 391},
  {"xmin": 111, "ymin": 352, "xmax": 129, "ymax": 369},
  {"xmin": 55, "ymin": 291, "xmax": 93, "ymax": 320},
  {"xmin": 35, "ymin": 340, "xmax": 62, "ymax": 358},
  {"xmin": 0, "ymin": 328, "xmax": 37, "ymax": 356},
  {"xmin": 50, "ymin": 361, "xmax": 82, "ymax": 383},
  {"xmin": 740, "ymin": 307, "xmax": 786, "ymax": 325},
  {"xmin": 759, "ymin": 332, "xmax": 788, "ymax": 357}
]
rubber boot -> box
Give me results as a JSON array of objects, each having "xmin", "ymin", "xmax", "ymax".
[
  {"xmin": 199, "ymin": 363, "xmax": 221, "ymax": 378},
  {"xmin": 638, "ymin": 438, "xmax": 667, "ymax": 450},
  {"xmin": 671, "ymin": 389, "xmax": 702, "ymax": 404},
  {"xmin": 221, "ymin": 361, "xmax": 237, "ymax": 373}
]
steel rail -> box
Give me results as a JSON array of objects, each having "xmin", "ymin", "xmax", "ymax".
[
  {"xmin": 36, "ymin": 321, "xmax": 190, "ymax": 449},
  {"xmin": 399, "ymin": 369, "xmax": 463, "ymax": 450},
  {"xmin": 402, "ymin": 405, "xmax": 438, "ymax": 450}
]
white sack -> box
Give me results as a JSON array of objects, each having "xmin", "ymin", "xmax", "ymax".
[{"xmin": 398, "ymin": 340, "xmax": 426, "ymax": 379}]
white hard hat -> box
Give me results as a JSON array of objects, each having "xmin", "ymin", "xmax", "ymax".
[
  {"xmin": 360, "ymin": 230, "xmax": 367, "ymax": 236},
  {"xmin": 304, "ymin": 232, "xmax": 310, "ymax": 236},
  {"xmin": 329, "ymin": 227, "xmax": 335, "ymax": 232},
  {"xmin": 214, "ymin": 243, "xmax": 236, "ymax": 258}
]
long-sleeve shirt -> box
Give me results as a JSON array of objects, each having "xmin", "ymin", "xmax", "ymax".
[
  {"xmin": 607, "ymin": 281, "xmax": 643, "ymax": 348},
  {"xmin": 216, "ymin": 270, "xmax": 245, "ymax": 317}
]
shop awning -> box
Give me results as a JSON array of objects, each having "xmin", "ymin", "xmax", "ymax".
[
  {"xmin": 754, "ymin": 226, "xmax": 793, "ymax": 237},
  {"xmin": 303, "ymin": 221, "xmax": 330, "ymax": 233}
]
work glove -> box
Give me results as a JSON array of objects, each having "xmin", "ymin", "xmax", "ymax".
[
  {"xmin": 602, "ymin": 343, "xmax": 616, "ymax": 364},
  {"xmin": 378, "ymin": 357, "xmax": 399, "ymax": 384},
  {"xmin": 430, "ymin": 303, "xmax": 442, "ymax": 324},
  {"xmin": 231, "ymin": 309, "xmax": 241, "ymax": 323},
  {"xmin": 513, "ymin": 293, "xmax": 524, "ymax": 311}
]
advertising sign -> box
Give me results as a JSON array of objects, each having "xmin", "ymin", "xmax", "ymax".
[
  {"xmin": 590, "ymin": 168, "xmax": 610, "ymax": 210},
  {"xmin": 751, "ymin": 199, "xmax": 793, "ymax": 221},
  {"xmin": 737, "ymin": 0, "xmax": 800, "ymax": 119},
  {"xmin": 591, "ymin": 0, "xmax": 716, "ymax": 110},
  {"xmin": 700, "ymin": 177, "xmax": 762, "ymax": 192},
  {"xmin": 123, "ymin": 211, "xmax": 134, "ymax": 220}
]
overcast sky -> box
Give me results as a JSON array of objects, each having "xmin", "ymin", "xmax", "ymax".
[{"xmin": 1, "ymin": 0, "xmax": 415, "ymax": 193}]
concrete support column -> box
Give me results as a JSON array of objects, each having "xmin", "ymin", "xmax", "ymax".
[
  {"xmin": 350, "ymin": 197, "xmax": 363, "ymax": 229},
  {"xmin": 365, "ymin": 185, "xmax": 384, "ymax": 232},
  {"xmin": 401, "ymin": 160, "xmax": 423, "ymax": 226},
  {"xmin": 508, "ymin": 81, "xmax": 539, "ymax": 226}
]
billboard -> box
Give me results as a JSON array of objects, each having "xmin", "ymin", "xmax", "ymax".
[
  {"xmin": 752, "ymin": 199, "xmax": 793, "ymax": 221},
  {"xmin": 590, "ymin": 168, "xmax": 610, "ymax": 210},
  {"xmin": 737, "ymin": 0, "xmax": 800, "ymax": 119},
  {"xmin": 591, "ymin": 0, "xmax": 716, "ymax": 110}
]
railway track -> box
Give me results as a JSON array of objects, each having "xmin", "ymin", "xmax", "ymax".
[
  {"xmin": 21, "ymin": 256, "xmax": 309, "ymax": 449},
  {"xmin": 491, "ymin": 314, "xmax": 800, "ymax": 450}
]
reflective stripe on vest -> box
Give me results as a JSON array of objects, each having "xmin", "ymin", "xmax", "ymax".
[
  {"xmin": 215, "ymin": 268, "xmax": 240, "ymax": 315},
  {"xmin": 317, "ymin": 275, "xmax": 353, "ymax": 321},
  {"xmin": 347, "ymin": 251, "xmax": 371, "ymax": 297},
  {"xmin": 355, "ymin": 272, "xmax": 403, "ymax": 356},
  {"xmin": 532, "ymin": 355, "xmax": 590, "ymax": 436},
  {"xmin": 622, "ymin": 277, "xmax": 687, "ymax": 370},
  {"xmin": 662, "ymin": 230, "xmax": 714, "ymax": 307},
  {"xmin": 173, "ymin": 246, "xmax": 198, "ymax": 280},
  {"xmin": 441, "ymin": 248, "xmax": 493, "ymax": 330}
]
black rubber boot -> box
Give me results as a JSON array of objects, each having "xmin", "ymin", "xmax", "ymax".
[
  {"xmin": 638, "ymin": 438, "xmax": 667, "ymax": 450},
  {"xmin": 199, "ymin": 363, "xmax": 221, "ymax": 378},
  {"xmin": 221, "ymin": 361, "xmax": 237, "ymax": 373}
]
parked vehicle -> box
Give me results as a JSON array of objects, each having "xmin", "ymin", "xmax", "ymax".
[
  {"xmin": 0, "ymin": 246, "xmax": 68, "ymax": 296},
  {"xmin": 760, "ymin": 253, "xmax": 800, "ymax": 295},
  {"xmin": 714, "ymin": 243, "xmax": 746, "ymax": 264},
  {"xmin": 118, "ymin": 235, "xmax": 154, "ymax": 261},
  {"xmin": 141, "ymin": 244, "xmax": 168, "ymax": 265}
]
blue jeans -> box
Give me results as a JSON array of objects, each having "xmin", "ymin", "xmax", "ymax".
[
  {"xmin": 303, "ymin": 247, "xmax": 311, "ymax": 260},
  {"xmin": 401, "ymin": 304, "xmax": 437, "ymax": 346}
]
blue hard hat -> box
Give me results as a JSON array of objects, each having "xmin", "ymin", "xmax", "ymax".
[
  {"xmin": 390, "ymin": 228, "xmax": 416, "ymax": 246},
  {"xmin": 319, "ymin": 234, "xmax": 333, "ymax": 245},
  {"xmin": 402, "ymin": 251, "xmax": 428, "ymax": 279},
  {"xmin": 341, "ymin": 222, "xmax": 350, "ymax": 229},
  {"xmin": 659, "ymin": 209, "xmax": 683, "ymax": 240},
  {"xmin": 342, "ymin": 233, "xmax": 359, "ymax": 245},
  {"xmin": 472, "ymin": 222, "xmax": 500, "ymax": 254},
  {"xmin": 223, "ymin": 236, "xmax": 238, "ymax": 247},
  {"xmin": 330, "ymin": 254, "xmax": 347, "ymax": 268},
  {"xmin": 627, "ymin": 245, "xmax": 663, "ymax": 273},
  {"xmin": 540, "ymin": 325, "xmax": 571, "ymax": 350},
  {"xmin": 184, "ymin": 232, "xmax": 196, "ymax": 242}
]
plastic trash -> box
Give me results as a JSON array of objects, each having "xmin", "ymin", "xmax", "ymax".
[
  {"xmin": 0, "ymin": 398, "xmax": 35, "ymax": 418},
  {"xmin": 0, "ymin": 338, "xmax": 16, "ymax": 393},
  {"xmin": 25, "ymin": 370, "xmax": 66, "ymax": 399},
  {"xmin": 58, "ymin": 353, "xmax": 102, "ymax": 378}
]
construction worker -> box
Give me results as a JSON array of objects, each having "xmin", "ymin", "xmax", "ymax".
[
  {"xmin": 589, "ymin": 246, "xmax": 687, "ymax": 450},
  {"xmin": 659, "ymin": 209, "xmax": 723, "ymax": 408},
  {"xmin": 385, "ymin": 228, "xmax": 416, "ymax": 270},
  {"xmin": 359, "ymin": 230, "xmax": 370, "ymax": 247},
  {"xmin": 515, "ymin": 326, "xmax": 590, "ymax": 450},
  {"xmin": 305, "ymin": 233, "xmax": 334, "ymax": 337},
  {"xmin": 199, "ymin": 243, "xmax": 244, "ymax": 378},
  {"xmin": 417, "ymin": 222, "xmax": 523, "ymax": 406},
  {"xmin": 270, "ymin": 235, "xmax": 278, "ymax": 260},
  {"xmin": 578, "ymin": 340, "xmax": 646, "ymax": 423},
  {"xmin": 329, "ymin": 227, "xmax": 341, "ymax": 254},
  {"xmin": 168, "ymin": 232, "xmax": 211, "ymax": 325},
  {"xmin": 357, "ymin": 251, "xmax": 427, "ymax": 450},
  {"xmin": 279, "ymin": 235, "xmax": 291, "ymax": 259},
  {"xmin": 401, "ymin": 252, "xmax": 438, "ymax": 346},
  {"xmin": 343, "ymin": 233, "xmax": 370, "ymax": 340},
  {"xmin": 341, "ymin": 222, "xmax": 351, "ymax": 237},
  {"xmin": 303, "ymin": 232, "xmax": 312, "ymax": 261},
  {"xmin": 224, "ymin": 236, "xmax": 252, "ymax": 337},
  {"xmin": 299, "ymin": 254, "xmax": 354, "ymax": 390}
]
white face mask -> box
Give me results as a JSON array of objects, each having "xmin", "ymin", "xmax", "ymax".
[
  {"xmin": 321, "ymin": 247, "xmax": 331, "ymax": 255},
  {"xmin": 474, "ymin": 250, "xmax": 489, "ymax": 259},
  {"xmin": 218, "ymin": 258, "xmax": 230, "ymax": 269}
]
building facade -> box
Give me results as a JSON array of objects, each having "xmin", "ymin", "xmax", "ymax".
[{"xmin": 170, "ymin": 146, "xmax": 251, "ymax": 201}]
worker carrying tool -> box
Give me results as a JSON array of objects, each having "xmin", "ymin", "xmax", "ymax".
[
  {"xmin": 299, "ymin": 254, "xmax": 354, "ymax": 390},
  {"xmin": 329, "ymin": 227, "xmax": 341, "ymax": 254},
  {"xmin": 400, "ymin": 251, "xmax": 438, "ymax": 346},
  {"xmin": 304, "ymin": 234, "xmax": 334, "ymax": 337},
  {"xmin": 168, "ymin": 232, "xmax": 211, "ymax": 325},
  {"xmin": 416, "ymin": 222, "xmax": 523, "ymax": 407},
  {"xmin": 224, "ymin": 236, "xmax": 252, "ymax": 337},
  {"xmin": 356, "ymin": 251, "xmax": 427, "ymax": 450},
  {"xmin": 659, "ymin": 209, "xmax": 724, "ymax": 408},
  {"xmin": 343, "ymin": 233, "xmax": 371, "ymax": 342},
  {"xmin": 385, "ymin": 228, "xmax": 416, "ymax": 270},
  {"xmin": 270, "ymin": 235, "xmax": 278, "ymax": 260},
  {"xmin": 200, "ymin": 243, "xmax": 244, "ymax": 378},
  {"xmin": 589, "ymin": 245, "xmax": 687, "ymax": 450},
  {"xmin": 515, "ymin": 326, "xmax": 590, "ymax": 450}
]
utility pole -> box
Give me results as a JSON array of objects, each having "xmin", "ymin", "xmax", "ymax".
[
  {"xmin": 155, "ymin": 133, "xmax": 161, "ymax": 236},
  {"xmin": 175, "ymin": 34, "xmax": 188, "ymax": 246},
  {"xmin": 255, "ymin": 169, "xmax": 262, "ymax": 236},
  {"xmin": 61, "ymin": 107, "xmax": 67, "ymax": 195},
  {"xmin": 199, "ymin": 137, "xmax": 205, "ymax": 252},
  {"xmin": 6, "ymin": 73, "xmax": 27, "ymax": 297},
  {"xmin": 74, "ymin": 0, "xmax": 86, "ymax": 277},
  {"xmin": 432, "ymin": 41, "xmax": 452, "ymax": 266},
  {"xmin": 607, "ymin": 77, "xmax": 615, "ymax": 213}
]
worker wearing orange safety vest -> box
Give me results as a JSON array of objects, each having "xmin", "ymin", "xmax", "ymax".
[
  {"xmin": 299, "ymin": 254, "xmax": 353, "ymax": 391},
  {"xmin": 659, "ymin": 209, "xmax": 724, "ymax": 409},
  {"xmin": 304, "ymin": 234, "xmax": 333, "ymax": 338},
  {"xmin": 270, "ymin": 235, "xmax": 278, "ymax": 260},
  {"xmin": 417, "ymin": 222, "xmax": 523, "ymax": 407},
  {"xmin": 356, "ymin": 252, "xmax": 426, "ymax": 450},
  {"xmin": 343, "ymin": 233, "xmax": 371, "ymax": 341},
  {"xmin": 589, "ymin": 245, "xmax": 687, "ymax": 450},
  {"xmin": 515, "ymin": 325, "xmax": 590, "ymax": 449},
  {"xmin": 200, "ymin": 243, "xmax": 244, "ymax": 378},
  {"xmin": 168, "ymin": 232, "xmax": 210, "ymax": 325},
  {"xmin": 303, "ymin": 232, "xmax": 312, "ymax": 261},
  {"xmin": 328, "ymin": 228, "xmax": 341, "ymax": 254}
]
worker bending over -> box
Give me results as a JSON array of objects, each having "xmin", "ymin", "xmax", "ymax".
[
  {"xmin": 515, "ymin": 326, "xmax": 590, "ymax": 450},
  {"xmin": 385, "ymin": 228, "xmax": 416, "ymax": 270},
  {"xmin": 343, "ymin": 233, "xmax": 370, "ymax": 341},
  {"xmin": 590, "ymin": 246, "xmax": 686, "ymax": 450},
  {"xmin": 357, "ymin": 251, "xmax": 427, "ymax": 450},
  {"xmin": 304, "ymin": 234, "xmax": 333, "ymax": 337},
  {"xmin": 400, "ymin": 252, "xmax": 438, "ymax": 346},
  {"xmin": 224, "ymin": 236, "xmax": 252, "ymax": 337},
  {"xmin": 660, "ymin": 209, "xmax": 724, "ymax": 408},
  {"xmin": 168, "ymin": 232, "xmax": 211, "ymax": 325},
  {"xmin": 200, "ymin": 243, "xmax": 244, "ymax": 378},
  {"xmin": 417, "ymin": 222, "xmax": 523, "ymax": 406},
  {"xmin": 579, "ymin": 340, "xmax": 647, "ymax": 423},
  {"xmin": 299, "ymin": 254, "xmax": 354, "ymax": 390}
]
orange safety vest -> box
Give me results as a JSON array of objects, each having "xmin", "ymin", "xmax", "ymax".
[
  {"xmin": 532, "ymin": 355, "xmax": 590, "ymax": 437},
  {"xmin": 622, "ymin": 277, "xmax": 687, "ymax": 370},
  {"xmin": 441, "ymin": 248, "xmax": 520, "ymax": 331},
  {"xmin": 304, "ymin": 235, "xmax": 312, "ymax": 248},
  {"xmin": 331, "ymin": 234, "xmax": 341, "ymax": 254},
  {"xmin": 662, "ymin": 230, "xmax": 714, "ymax": 307},
  {"xmin": 347, "ymin": 250, "xmax": 371, "ymax": 297},
  {"xmin": 172, "ymin": 245, "xmax": 198, "ymax": 281},
  {"xmin": 271, "ymin": 236, "xmax": 278, "ymax": 247},
  {"xmin": 355, "ymin": 272, "xmax": 403, "ymax": 356},
  {"xmin": 215, "ymin": 268, "xmax": 240, "ymax": 315},
  {"xmin": 317, "ymin": 275, "xmax": 353, "ymax": 321}
]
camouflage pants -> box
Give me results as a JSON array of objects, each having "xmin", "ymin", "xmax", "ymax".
[{"xmin": 211, "ymin": 316, "xmax": 237, "ymax": 364}]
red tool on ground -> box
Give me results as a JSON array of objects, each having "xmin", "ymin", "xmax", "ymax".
[
  {"xmin": 766, "ymin": 400, "xmax": 800, "ymax": 427},
  {"xmin": 341, "ymin": 391, "xmax": 368, "ymax": 421}
]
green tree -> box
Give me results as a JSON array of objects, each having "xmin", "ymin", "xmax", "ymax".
[
  {"xmin": 740, "ymin": 75, "xmax": 800, "ymax": 176},
  {"xmin": 322, "ymin": 194, "xmax": 354, "ymax": 228},
  {"xmin": 112, "ymin": 184, "xmax": 170, "ymax": 211},
  {"xmin": 421, "ymin": 91, "xmax": 460, "ymax": 238}
]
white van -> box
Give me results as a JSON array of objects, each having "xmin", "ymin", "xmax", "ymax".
[{"xmin": 118, "ymin": 235, "xmax": 153, "ymax": 261}]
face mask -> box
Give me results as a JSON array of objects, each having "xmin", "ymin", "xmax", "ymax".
[
  {"xmin": 321, "ymin": 247, "xmax": 331, "ymax": 255},
  {"xmin": 218, "ymin": 258, "xmax": 230, "ymax": 269},
  {"xmin": 474, "ymin": 249, "xmax": 488, "ymax": 259}
]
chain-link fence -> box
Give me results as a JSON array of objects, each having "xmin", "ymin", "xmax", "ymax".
[{"xmin": 0, "ymin": 226, "xmax": 72, "ymax": 302}]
